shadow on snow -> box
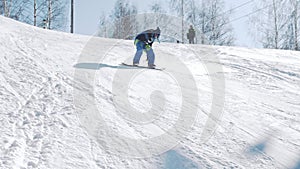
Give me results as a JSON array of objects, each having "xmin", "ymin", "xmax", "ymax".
[
  {"xmin": 162, "ymin": 150, "xmax": 199, "ymax": 169},
  {"xmin": 73, "ymin": 63, "xmax": 136, "ymax": 70}
]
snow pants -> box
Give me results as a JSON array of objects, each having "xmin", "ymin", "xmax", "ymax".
[{"xmin": 133, "ymin": 40, "xmax": 155, "ymax": 66}]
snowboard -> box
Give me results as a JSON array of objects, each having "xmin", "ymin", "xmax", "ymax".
[{"xmin": 120, "ymin": 63, "xmax": 165, "ymax": 71}]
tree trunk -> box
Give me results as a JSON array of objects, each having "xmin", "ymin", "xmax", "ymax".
[
  {"xmin": 272, "ymin": 0, "xmax": 279, "ymax": 49},
  {"xmin": 3, "ymin": 0, "xmax": 7, "ymax": 17},
  {"xmin": 7, "ymin": 0, "xmax": 12, "ymax": 17},
  {"xmin": 201, "ymin": 0, "xmax": 205, "ymax": 44},
  {"xmin": 2, "ymin": 1, "xmax": 5, "ymax": 16},
  {"xmin": 294, "ymin": 0, "xmax": 299, "ymax": 50},
  {"xmin": 48, "ymin": 0, "xmax": 51, "ymax": 29},
  {"xmin": 211, "ymin": 2, "xmax": 217, "ymax": 45}
]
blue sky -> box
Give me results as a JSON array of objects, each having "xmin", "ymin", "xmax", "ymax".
[{"xmin": 74, "ymin": 0, "xmax": 257, "ymax": 47}]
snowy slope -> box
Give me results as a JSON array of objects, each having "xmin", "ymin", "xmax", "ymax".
[{"xmin": 0, "ymin": 16, "xmax": 300, "ymax": 169}]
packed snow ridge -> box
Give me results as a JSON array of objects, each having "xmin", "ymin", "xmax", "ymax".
[{"xmin": 0, "ymin": 16, "xmax": 300, "ymax": 169}]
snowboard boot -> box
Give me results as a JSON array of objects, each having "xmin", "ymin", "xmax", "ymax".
[{"xmin": 148, "ymin": 64, "xmax": 156, "ymax": 69}]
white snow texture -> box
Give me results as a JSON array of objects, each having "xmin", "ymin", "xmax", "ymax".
[{"xmin": 0, "ymin": 16, "xmax": 300, "ymax": 169}]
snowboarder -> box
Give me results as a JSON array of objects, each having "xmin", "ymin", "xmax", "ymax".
[
  {"xmin": 187, "ymin": 25, "xmax": 195, "ymax": 44},
  {"xmin": 133, "ymin": 27, "xmax": 161, "ymax": 69}
]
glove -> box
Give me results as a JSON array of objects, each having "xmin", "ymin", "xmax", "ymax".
[
  {"xmin": 156, "ymin": 38, "xmax": 160, "ymax": 43},
  {"xmin": 145, "ymin": 44, "xmax": 151, "ymax": 51}
]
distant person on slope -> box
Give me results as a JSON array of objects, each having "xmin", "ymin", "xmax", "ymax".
[
  {"xmin": 133, "ymin": 27, "xmax": 160, "ymax": 69},
  {"xmin": 187, "ymin": 25, "xmax": 195, "ymax": 44}
]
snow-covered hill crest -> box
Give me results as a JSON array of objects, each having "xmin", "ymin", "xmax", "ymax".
[{"xmin": 0, "ymin": 16, "xmax": 300, "ymax": 169}]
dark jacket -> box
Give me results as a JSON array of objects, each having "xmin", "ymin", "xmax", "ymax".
[
  {"xmin": 135, "ymin": 28, "xmax": 160, "ymax": 46},
  {"xmin": 188, "ymin": 28, "xmax": 195, "ymax": 39}
]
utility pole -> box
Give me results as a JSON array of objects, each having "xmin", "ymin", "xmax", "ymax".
[
  {"xmin": 34, "ymin": 0, "xmax": 37, "ymax": 26},
  {"xmin": 71, "ymin": 0, "xmax": 74, "ymax": 33},
  {"xmin": 181, "ymin": 0, "xmax": 184, "ymax": 43}
]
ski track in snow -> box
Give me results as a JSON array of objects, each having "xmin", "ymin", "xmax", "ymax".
[{"xmin": 0, "ymin": 16, "xmax": 300, "ymax": 169}]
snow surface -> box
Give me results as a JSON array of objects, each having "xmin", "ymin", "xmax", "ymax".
[{"xmin": 0, "ymin": 16, "xmax": 300, "ymax": 169}]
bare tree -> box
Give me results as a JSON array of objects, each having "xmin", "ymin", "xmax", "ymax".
[
  {"xmin": 47, "ymin": 0, "xmax": 51, "ymax": 28},
  {"xmin": 150, "ymin": 2, "xmax": 166, "ymax": 26},
  {"xmin": 37, "ymin": 0, "xmax": 68, "ymax": 30},
  {"xmin": 98, "ymin": 12, "xmax": 110, "ymax": 38},
  {"xmin": 272, "ymin": 0, "xmax": 279, "ymax": 49},
  {"xmin": 151, "ymin": 2, "xmax": 165, "ymax": 13},
  {"xmin": 1, "ymin": 0, "xmax": 9, "ymax": 17},
  {"xmin": 250, "ymin": 0, "xmax": 298, "ymax": 50},
  {"xmin": 0, "ymin": 0, "xmax": 68, "ymax": 31},
  {"xmin": 168, "ymin": 0, "xmax": 234, "ymax": 45},
  {"xmin": 0, "ymin": 0, "xmax": 30, "ymax": 20},
  {"xmin": 199, "ymin": 0, "xmax": 235, "ymax": 46},
  {"xmin": 169, "ymin": 0, "xmax": 188, "ymax": 43},
  {"xmin": 280, "ymin": 0, "xmax": 299, "ymax": 51},
  {"xmin": 290, "ymin": 0, "xmax": 299, "ymax": 50},
  {"xmin": 111, "ymin": 0, "xmax": 137, "ymax": 39}
]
